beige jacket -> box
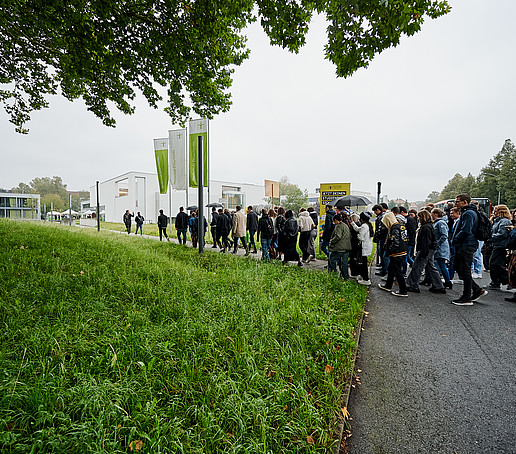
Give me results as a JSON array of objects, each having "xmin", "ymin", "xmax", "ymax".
[{"xmin": 232, "ymin": 210, "xmax": 246, "ymax": 238}]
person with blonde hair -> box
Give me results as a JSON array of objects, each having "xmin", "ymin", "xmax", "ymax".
[
  {"xmin": 487, "ymin": 205, "xmax": 513, "ymax": 290},
  {"xmin": 406, "ymin": 210, "xmax": 446, "ymax": 294},
  {"xmin": 378, "ymin": 212, "xmax": 408, "ymax": 296}
]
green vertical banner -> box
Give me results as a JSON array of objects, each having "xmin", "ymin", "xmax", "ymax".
[
  {"xmin": 188, "ymin": 119, "xmax": 208, "ymax": 188},
  {"xmin": 153, "ymin": 138, "xmax": 169, "ymax": 194}
]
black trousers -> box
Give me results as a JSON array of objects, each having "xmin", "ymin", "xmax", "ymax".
[
  {"xmin": 299, "ymin": 231, "xmax": 311, "ymax": 260},
  {"xmin": 455, "ymin": 245, "xmax": 481, "ymax": 299},
  {"xmin": 490, "ymin": 247, "xmax": 508, "ymax": 285},
  {"xmin": 159, "ymin": 227, "xmax": 168, "ymax": 241},
  {"xmin": 385, "ymin": 256, "xmax": 407, "ymax": 294}
]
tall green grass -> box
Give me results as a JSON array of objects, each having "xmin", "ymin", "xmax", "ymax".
[{"xmin": 0, "ymin": 220, "xmax": 365, "ymax": 453}]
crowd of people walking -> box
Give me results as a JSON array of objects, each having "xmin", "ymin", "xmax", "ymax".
[
  {"xmin": 374, "ymin": 194, "xmax": 516, "ymax": 305},
  {"xmin": 123, "ymin": 193, "xmax": 516, "ymax": 306}
]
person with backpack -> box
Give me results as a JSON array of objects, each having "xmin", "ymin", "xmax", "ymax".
[
  {"xmin": 257, "ymin": 208, "xmax": 274, "ymax": 260},
  {"xmin": 377, "ymin": 212, "xmax": 408, "ymax": 296},
  {"xmin": 450, "ymin": 193, "xmax": 487, "ymax": 305},
  {"xmin": 487, "ymin": 205, "xmax": 513, "ymax": 290},
  {"xmin": 283, "ymin": 210, "xmax": 303, "ymax": 266},
  {"xmin": 405, "ymin": 210, "xmax": 446, "ymax": 294},
  {"xmin": 135, "ymin": 212, "xmax": 144, "ymax": 235}
]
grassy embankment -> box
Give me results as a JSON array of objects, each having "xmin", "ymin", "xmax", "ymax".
[{"xmin": 0, "ymin": 220, "xmax": 366, "ymax": 453}]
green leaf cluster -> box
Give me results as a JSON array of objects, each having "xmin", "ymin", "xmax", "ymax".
[{"xmin": 0, "ymin": 0, "xmax": 450, "ymax": 133}]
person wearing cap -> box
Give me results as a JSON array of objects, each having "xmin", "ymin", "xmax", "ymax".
[{"xmin": 351, "ymin": 212, "xmax": 374, "ymax": 285}]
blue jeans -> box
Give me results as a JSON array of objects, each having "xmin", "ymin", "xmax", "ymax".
[
  {"xmin": 435, "ymin": 257, "xmax": 451, "ymax": 283},
  {"xmin": 328, "ymin": 251, "xmax": 350, "ymax": 279},
  {"xmin": 402, "ymin": 245, "xmax": 414, "ymax": 274},
  {"xmin": 136, "ymin": 224, "xmax": 143, "ymax": 235},
  {"xmin": 261, "ymin": 238, "xmax": 272, "ymax": 260},
  {"xmin": 321, "ymin": 239, "xmax": 330, "ymax": 257},
  {"xmin": 249, "ymin": 229, "xmax": 257, "ymax": 250},
  {"xmin": 177, "ymin": 229, "xmax": 187, "ymax": 244},
  {"xmin": 472, "ymin": 240, "xmax": 483, "ymax": 274}
]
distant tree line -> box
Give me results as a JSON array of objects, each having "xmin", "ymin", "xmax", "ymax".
[
  {"xmin": 8, "ymin": 176, "xmax": 89, "ymax": 212},
  {"xmin": 426, "ymin": 139, "xmax": 516, "ymax": 207}
]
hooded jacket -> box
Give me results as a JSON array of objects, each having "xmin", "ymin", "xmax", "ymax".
[
  {"xmin": 451, "ymin": 204, "xmax": 478, "ymax": 247},
  {"xmin": 322, "ymin": 209, "xmax": 336, "ymax": 241},
  {"xmin": 298, "ymin": 211, "xmax": 315, "ymax": 232},
  {"xmin": 382, "ymin": 212, "xmax": 407, "ymax": 257}
]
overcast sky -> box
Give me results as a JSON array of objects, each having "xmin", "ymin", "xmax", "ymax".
[{"xmin": 1, "ymin": 0, "xmax": 515, "ymax": 201}]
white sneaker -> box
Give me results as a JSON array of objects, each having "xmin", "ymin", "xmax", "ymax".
[
  {"xmin": 500, "ymin": 284, "xmax": 510, "ymax": 292},
  {"xmin": 472, "ymin": 273, "xmax": 482, "ymax": 279},
  {"xmin": 358, "ymin": 279, "xmax": 371, "ymax": 286}
]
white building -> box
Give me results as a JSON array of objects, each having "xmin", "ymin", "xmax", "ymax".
[
  {"xmin": 90, "ymin": 171, "xmax": 266, "ymax": 223},
  {"xmin": 0, "ymin": 192, "xmax": 41, "ymax": 220}
]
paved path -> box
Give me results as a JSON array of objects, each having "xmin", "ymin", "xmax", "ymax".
[{"xmin": 347, "ymin": 272, "xmax": 516, "ymax": 453}]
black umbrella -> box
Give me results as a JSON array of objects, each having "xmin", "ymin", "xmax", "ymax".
[
  {"xmin": 186, "ymin": 205, "xmax": 198, "ymax": 211},
  {"xmin": 331, "ymin": 195, "xmax": 372, "ymax": 209},
  {"xmin": 206, "ymin": 202, "xmax": 223, "ymax": 208}
]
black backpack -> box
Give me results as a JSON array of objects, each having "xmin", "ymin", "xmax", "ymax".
[
  {"xmin": 474, "ymin": 210, "xmax": 492, "ymax": 242},
  {"xmin": 265, "ymin": 218, "xmax": 274, "ymax": 237}
]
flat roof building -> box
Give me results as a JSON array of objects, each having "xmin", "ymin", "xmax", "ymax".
[
  {"xmin": 90, "ymin": 171, "xmax": 266, "ymax": 223},
  {"xmin": 0, "ymin": 192, "xmax": 41, "ymax": 220}
]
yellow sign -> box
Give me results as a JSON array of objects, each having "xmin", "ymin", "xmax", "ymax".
[{"xmin": 319, "ymin": 182, "xmax": 351, "ymax": 236}]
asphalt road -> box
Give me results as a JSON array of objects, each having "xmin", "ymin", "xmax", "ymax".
[{"xmin": 347, "ymin": 272, "xmax": 516, "ymax": 453}]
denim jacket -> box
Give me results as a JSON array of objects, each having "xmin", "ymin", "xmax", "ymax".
[
  {"xmin": 491, "ymin": 217, "xmax": 512, "ymax": 248},
  {"xmin": 433, "ymin": 217, "xmax": 450, "ymax": 260}
]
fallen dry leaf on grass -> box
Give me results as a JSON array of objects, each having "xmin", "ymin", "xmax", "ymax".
[
  {"xmin": 324, "ymin": 365, "xmax": 334, "ymax": 374},
  {"xmin": 307, "ymin": 435, "xmax": 315, "ymax": 445},
  {"xmin": 129, "ymin": 440, "xmax": 143, "ymax": 451},
  {"xmin": 341, "ymin": 407, "xmax": 350, "ymax": 419}
]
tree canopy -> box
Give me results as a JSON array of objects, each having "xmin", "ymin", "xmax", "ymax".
[
  {"xmin": 11, "ymin": 176, "xmax": 89, "ymax": 211},
  {"xmin": 428, "ymin": 139, "xmax": 516, "ymax": 208},
  {"xmin": 0, "ymin": 0, "xmax": 450, "ymax": 133}
]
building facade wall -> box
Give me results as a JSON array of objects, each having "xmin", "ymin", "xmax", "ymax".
[
  {"xmin": 0, "ymin": 192, "xmax": 41, "ymax": 220},
  {"xmin": 90, "ymin": 172, "xmax": 265, "ymax": 223}
]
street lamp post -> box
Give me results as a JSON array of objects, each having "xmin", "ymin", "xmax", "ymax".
[{"xmin": 483, "ymin": 172, "xmax": 501, "ymax": 205}]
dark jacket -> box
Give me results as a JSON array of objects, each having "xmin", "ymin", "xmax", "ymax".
[
  {"xmin": 373, "ymin": 212, "xmax": 388, "ymax": 243},
  {"xmin": 405, "ymin": 215, "xmax": 417, "ymax": 246},
  {"xmin": 283, "ymin": 217, "xmax": 299, "ymax": 238},
  {"xmin": 247, "ymin": 210, "xmax": 259, "ymax": 231},
  {"xmin": 322, "ymin": 209, "xmax": 336, "ymax": 241},
  {"xmin": 175, "ymin": 211, "xmax": 189, "ymax": 230},
  {"xmin": 385, "ymin": 223, "xmax": 408, "ymax": 257},
  {"xmin": 275, "ymin": 214, "xmax": 286, "ymax": 234},
  {"xmin": 158, "ymin": 213, "xmax": 168, "ymax": 228},
  {"xmin": 416, "ymin": 222, "xmax": 436, "ymax": 258},
  {"xmin": 135, "ymin": 214, "xmax": 144, "ymax": 226},
  {"xmin": 451, "ymin": 204, "xmax": 478, "ymax": 247},
  {"xmin": 210, "ymin": 211, "xmax": 219, "ymax": 227},
  {"xmin": 123, "ymin": 212, "xmax": 133, "ymax": 224},
  {"xmin": 257, "ymin": 214, "xmax": 274, "ymax": 240},
  {"xmin": 309, "ymin": 211, "xmax": 318, "ymax": 231},
  {"xmin": 216, "ymin": 212, "xmax": 232, "ymax": 235}
]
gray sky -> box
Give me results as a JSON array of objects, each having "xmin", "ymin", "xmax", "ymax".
[{"xmin": 1, "ymin": 0, "xmax": 515, "ymax": 201}]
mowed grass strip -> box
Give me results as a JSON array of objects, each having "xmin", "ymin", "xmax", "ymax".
[{"xmin": 0, "ymin": 220, "xmax": 366, "ymax": 453}]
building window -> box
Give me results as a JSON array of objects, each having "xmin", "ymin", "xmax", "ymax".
[{"xmin": 116, "ymin": 179, "xmax": 129, "ymax": 197}]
